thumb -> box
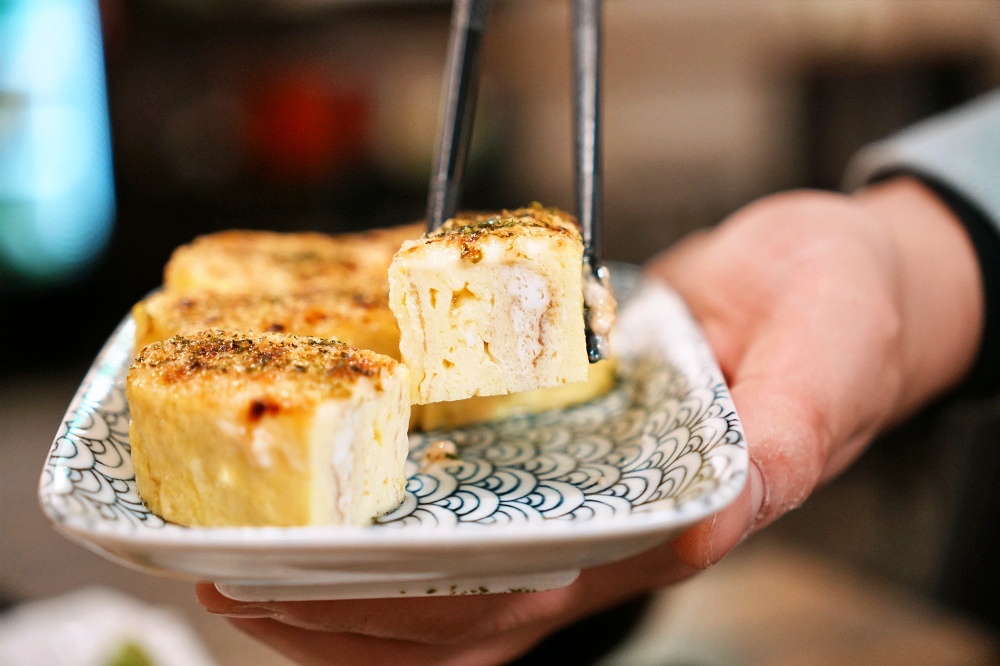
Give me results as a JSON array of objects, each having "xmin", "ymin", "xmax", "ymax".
[
  {"xmin": 671, "ymin": 379, "xmax": 829, "ymax": 569},
  {"xmin": 670, "ymin": 459, "xmax": 763, "ymax": 569}
]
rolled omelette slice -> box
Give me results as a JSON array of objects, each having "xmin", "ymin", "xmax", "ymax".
[
  {"xmin": 126, "ymin": 330, "xmax": 410, "ymax": 527},
  {"xmin": 388, "ymin": 203, "xmax": 591, "ymax": 405}
]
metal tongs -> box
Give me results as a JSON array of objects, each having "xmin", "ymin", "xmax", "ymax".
[{"xmin": 425, "ymin": 0, "xmax": 611, "ymax": 363}]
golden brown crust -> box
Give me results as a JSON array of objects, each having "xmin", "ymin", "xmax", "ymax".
[
  {"xmin": 165, "ymin": 230, "xmax": 355, "ymax": 286},
  {"xmin": 436, "ymin": 203, "xmax": 580, "ymax": 238},
  {"xmin": 131, "ymin": 330, "xmax": 395, "ymax": 401},
  {"xmin": 132, "ymin": 288, "xmax": 400, "ymax": 359},
  {"xmin": 401, "ymin": 203, "xmax": 581, "ymax": 263},
  {"xmin": 164, "ymin": 224, "xmax": 424, "ymax": 295}
]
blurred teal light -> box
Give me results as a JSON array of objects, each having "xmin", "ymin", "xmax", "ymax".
[{"xmin": 0, "ymin": 0, "xmax": 115, "ymax": 288}]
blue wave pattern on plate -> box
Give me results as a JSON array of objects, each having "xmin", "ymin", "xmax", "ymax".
[
  {"xmin": 383, "ymin": 358, "xmax": 742, "ymax": 529},
  {"xmin": 40, "ymin": 320, "xmax": 167, "ymax": 530},
  {"xmin": 39, "ymin": 265, "xmax": 745, "ymax": 533}
]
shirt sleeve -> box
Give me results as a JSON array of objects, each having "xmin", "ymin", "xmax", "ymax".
[
  {"xmin": 843, "ymin": 89, "xmax": 1000, "ymax": 226},
  {"xmin": 842, "ymin": 89, "xmax": 1000, "ymax": 396}
]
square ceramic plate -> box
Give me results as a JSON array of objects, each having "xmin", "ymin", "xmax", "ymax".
[{"xmin": 38, "ymin": 263, "xmax": 746, "ymax": 601}]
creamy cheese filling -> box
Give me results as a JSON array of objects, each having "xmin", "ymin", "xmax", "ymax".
[
  {"xmin": 250, "ymin": 427, "xmax": 275, "ymax": 468},
  {"xmin": 582, "ymin": 265, "xmax": 617, "ymax": 338},
  {"xmin": 507, "ymin": 267, "xmax": 550, "ymax": 362},
  {"xmin": 216, "ymin": 417, "xmax": 276, "ymax": 468},
  {"xmin": 330, "ymin": 411, "xmax": 357, "ymax": 522}
]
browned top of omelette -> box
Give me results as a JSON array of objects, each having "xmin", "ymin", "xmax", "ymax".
[
  {"xmin": 405, "ymin": 203, "xmax": 581, "ymax": 263},
  {"xmin": 163, "ymin": 223, "xmax": 424, "ymax": 295},
  {"xmin": 129, "ymin": 330, "xmax": 398, "ymax": 405},
  {"xmin": 132, "ymin": 288, "xmax": 400, "ymax": 358}
]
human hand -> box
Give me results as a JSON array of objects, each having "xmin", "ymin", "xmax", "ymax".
[
  {"xmin": 196, "ymin": 176, "xmax": 983, "ymax": 665},
  {"xmin": 649, "ymin": 175, "xmax": 983, "ymax": 567}
]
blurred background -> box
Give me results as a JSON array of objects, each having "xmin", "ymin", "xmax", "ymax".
[{"xmin": 3, "ymin": 1, "xmax": 999, "ymax": 664}]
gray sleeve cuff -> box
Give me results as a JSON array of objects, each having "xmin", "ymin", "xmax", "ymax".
[
  {"xmin": 844, "ymin": 89, "xmax": 1000, "ymax": 397},
  {"xmin": 842, "ymin": 89, "xmax": 1000, "ymax": 230}
]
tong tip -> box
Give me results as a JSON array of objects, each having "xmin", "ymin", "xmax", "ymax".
[{"xmin": 582, "ymin": 255, "xmax": 614, "ymax": 363}]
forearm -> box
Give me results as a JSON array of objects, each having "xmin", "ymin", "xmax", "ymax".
[{"xmin": 854, "ymin": 176, "xmax": 984, "ymax": 426}]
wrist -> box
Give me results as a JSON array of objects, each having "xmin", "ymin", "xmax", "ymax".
[{"xmin": 854, "ymin": 176, "xmax": 984, "ymax": 423}]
